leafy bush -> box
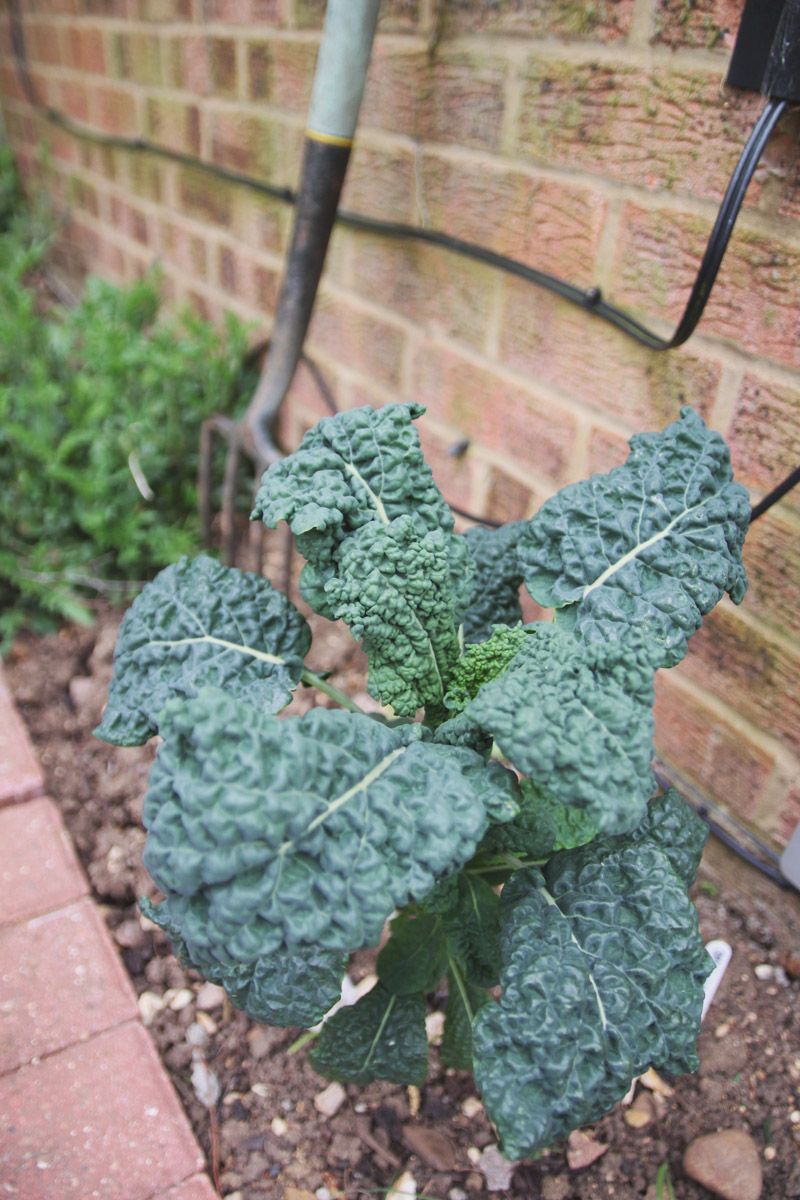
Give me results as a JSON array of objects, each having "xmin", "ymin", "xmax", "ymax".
[
  {"xmin": 0, "ymin": 147, "xmax": 256, "ymax": 646},
  {"xmin": 96, "ymin": 401, "xmax": 751, "ymax": 1161}
]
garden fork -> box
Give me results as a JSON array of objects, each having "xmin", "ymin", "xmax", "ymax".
[{"xmin": 198, "ymin": 0, "xmax": 382, "ymax": 567}]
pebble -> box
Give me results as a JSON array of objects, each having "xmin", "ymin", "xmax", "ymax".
[
  {"xmin": 251, "ymin": 1083, "xmax": 269, "ymax": 1099},
  {"xmin": 314, "ymin": 1081, "xmax": 346, "ymax": 1118},
  {"xmin": 284, "ymin": 1190, "xmax": 316, "ymax": 1200},
  {"xmin": 425, "ymin": 1011, "xmax": 445, "ymax": 1044},
  {"xmin": 137, "ymin": 990, "xmax": 166, "ymax": 1026},
  {"xmin": 541, "ymin": 1177, "xmax": 570, "ymax": 1200},
  {"xmin": 166, "ymin": 987, "xmax": 195, "ymax": 1011},
  {"xmin": 246, "ymin": 1025, "xmax": 283, "ymax": 1059},
  {"xmin": 196, "ymin": 982, "xmax": 227, "ymax": 1010},
  {"xmin": 402, "ymin": 1124, "xmax": 455, "ymax": 1171},
  {"xmin": 461, "ymin": 1097, "xmax": 484, "ymax": 1119},
  {"xmin": 478, "ymin": 1145, "xmax": 517, "ymax": 1191},
  {"xmin": 386, "ymin": 1170, "xmax": 416, "ymax": 1200},
  {"xmin": 623, "ymin": 1093, "xmax": 655, "ymax": 1129},
  {"xmin": 683, "ymin": 1129, "xmax": 762, "ymax": 1200},
  {"xmin": 566, "ymin": 1129, "xmax": 609, "ymax": 1170},
  {"xmin": 270, "ymin": 1116, "xmax": 288, "ymax": 1136},
  {"xmin": 448, "ymin": 1189, "xmax": 467, "ymax": 1200}
]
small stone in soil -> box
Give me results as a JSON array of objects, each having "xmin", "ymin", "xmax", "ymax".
[
  {"xmin": 566, "ymin": 1128, "xmax": 609, "ymax": 1170},
  {"xmin": 541, "ymin": 1176, "xmax": 570, "ymax": 1200},
  {"xmin": 196, "ymin": 981, "xmax": 227, "ymax": 1010},
  {"xmin": 461, "ymin": 1096, "xmax": 483, "ymax": 1119},
  {"xmin": 401, "ymin": 1124, "xmax": 455, "ymax": 1171},
  {"xmin": 623, "ymin": 1091, "xmax": 656, "ymax": 1129},
  {"xmin": 682, "ymin": 1128, "xmax": 762, "ymax": 1200},
  {"xmin": 247, "ymin": 1024, "xmax": 284, "ymax": 1059},
  {"xmin": 314, "ymin": 1081, "xmax": 347, "ymax": 1117},
  {"xmin": 478, "ymin": 1144, "xmax": 517, "ymax": 1191}
]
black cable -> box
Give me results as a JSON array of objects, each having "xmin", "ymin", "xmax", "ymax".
[{"xmin": 6, "ymin": 0, "xmax": 792, "ymax": 354}]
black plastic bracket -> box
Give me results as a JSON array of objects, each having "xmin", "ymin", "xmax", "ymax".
[{"xmin": 726, "ymin": 0, "xmax": 800, "ymax": 102}]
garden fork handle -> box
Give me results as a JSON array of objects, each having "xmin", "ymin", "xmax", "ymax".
[{"xmin": 244, "ymin": 0, "xmax": 381, "ymax": 466}]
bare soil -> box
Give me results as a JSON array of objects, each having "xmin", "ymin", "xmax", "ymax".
[{"xmin": 6, "ymin": 576, "xmax": 800, "ymax": 1200}]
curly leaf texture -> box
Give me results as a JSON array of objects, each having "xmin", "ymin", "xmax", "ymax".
[
  {"xmin": 473, "ymin": 830, "xmax": 711, "ymax": 1160},
  {"xmin": 94, "ymin": 554, "xmax": 310, "ymax": 746},
  {"xmin": 141, "ymin": 693, "xmax": 519, "ymax": 971},
  {"xmin": 518, "ymin": 407, "xmax": 750, "ymax": 667}
]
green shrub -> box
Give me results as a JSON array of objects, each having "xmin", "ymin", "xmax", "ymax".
[{"xmin": 0, "ymin": 145, "xmax": 256, "ymax": 647}]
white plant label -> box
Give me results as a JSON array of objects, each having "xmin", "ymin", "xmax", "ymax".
[{"xmin": 701, "ymin": 939, "xmax": 732, "ymax": 1021}]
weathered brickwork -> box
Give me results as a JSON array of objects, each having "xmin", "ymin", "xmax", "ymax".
[{"xmin": 1, "ymin": 0, "xmax": 798, "ymax": 847}]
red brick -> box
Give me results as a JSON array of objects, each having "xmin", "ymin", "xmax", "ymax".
[
  {"xmin": 586, "ymin": 425, "xmax": 630, "ymax": 475},
  {"xmin": 740, "ymin": 509, "xmax": 800, "ymax": 638},
  {"xmin": 153, "ymin": 1176, "xmax": 220, "ymax": 1200},
  {"xmin": 232, "ymin": 191, "xmax": 287, "ymax": 254},
  {"xmin": 28, "ymin": 20, "xmax": 62, "ymax": 65},
  {"xmin": 145, "ymin": 95, "xmax": 201, "ymax": 156},
  {"xmin": 177, "ymin": 165, "xmax": 235, "ymax": 227},
  {"xmin": 0, "ymin": 797, "xmax": 88, "ymax": 924},
  {"xmin": 612, "ymin": 204, "xmax": 800, "ymax": 371},
  {"xmin": 136, "ymin": 0, "xmax": 192, "ymax": 19},
  {"xmin": 163, "ymin": 34, "xmax": 210, "ymax": 94},
  {"xmin": 678, "ymin": 604, "xmax": 800, "ymax": 759},
  {"xmin": 108, "ymin": 31, "xmax": 162, "ymax": 86},
  {"xmin": 260, "ymin": 37, "xmax": 317, "ymax": 113},
  {"xmin": 442, "ymin": 0, "xmax": 634, "ymax": 39},
  {"xmin": 363, "ymin": 46, "xmax": 507, "ymax": 153},
  {"xmin": 483, "ymin": 467, "xmax": 537, "ymax": 523},
  {"xmin": 0, "ymin": 673, "xmax": 44, "ymax": 806},
  {"xmin": 58, "ymin": 76, "xmax": 89, "ymax": 121},
  {"xmin": 651, "ymin": 0, "xmax": 742, "ymax": 51},
  {"xmin": 419, "ymin": 152, "xmax": 606, "ymax": 278},
  {"xmin": 92, "ymin": 83, "xmax": 138, "ymax": 137},
  {"xmin": 209, "ymin": 109, "xmax": 283, "ymax": 180},
  {"xmin": 726, "ymin": 374, "xmax": 800, "ymax": 517},
  {"xmin": 307, "ymin": 292, "xmax": 406, "ymax": 391},
  {"xmin": 776, "ymin": 780, "xmax": 800, "ymax": 847},
  {"xmin": 517, "ymin": 61, "xmax": 762, "ymax": 205},
  {"xmin": 412, "ymin": 341, "xmax": 577, "ymax": 486},
  {"xmin": 64, "ymin": 25, "xmax": 106, "ymax": 74},
  {"xmin": 208, "ymin": 35, "xmax": 238, "ymax": 96},
  {"xmin": 340, "ymin": 142, "xmax": 415, "ymax": 225},
  {"xmin": 0, "ymin": 898, "xmax": 138, "ymax": 1073},
  {"xmin": 499, "ymin": 279, "xmax": 722, "ymax": 431},
  {"xmin": 416, "ymin": 420, "xmax": 477, "ymax": 513},
  {"xmin": 349, "ymin": 234, "xmax": 496, "ymax": 352},
  {"xmin": 653, "ymin": 673, "xmax": 775, "ymax": 826},
  {"xmin": 0, "ymin": 1023, "xmax": 205, "ymax": 1199}
]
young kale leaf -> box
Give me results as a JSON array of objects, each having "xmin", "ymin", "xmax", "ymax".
[
  {"xmin": 309, "ymin": 983, "xmax": 429, "ymax": 1086},
  {"xmin": 463, "ymin": 623, "xmax": 658, "ymax": 833},
  {"xmin": 473, "ymin": 822, "xmax": 711, "ymax": 1159},
  {"xmin": 141, "ymin": 692, "xmax": 519, "ymax": 967},
  {"xmin": 519, "ymin": 407, "xmax": 751, "ymax": 667},
  {"xmin": 95, "ymin": 554, "xmax": 310, "ymax": 745}
]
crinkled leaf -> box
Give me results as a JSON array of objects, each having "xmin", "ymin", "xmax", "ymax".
[
  {"xmin": 465, "ymin": 624, "xmax": 656, "ymax": 834},
  {"xmin": 324, "ymin": 516, "xmax": 466, "ymax": 715},
  {"xmin": 460, "ymin": 521, "xmax": 526, "ymax": 644},
  {"xmin": 518, "ymin": 408, "xmax": 750, "ymax": 668},
  {"xmin": 95, "ymin": 555, "xmax": 310, "ymax": 746},
  {"xmin": 252, "ymin": 403, "xmax": 453, "ymax": 619},
  {"xmin": 441, "ymin": 968, "xmax": 491, "ymax": 1071},
  {"xmin": 423, "ymin": 873, "xmax": 502, "ymax": 988},
  {"xmin": 473, "ymin": 842, "xmax": 711, "ymax": 1160},
  {"xmin": 480, "ymin": 778, "xmax": 599, "ymax": 860},
  {"xmin": 140, "ymin": 898, "xmax": 345, "ymax": 1027},
  {"xmin": 309, "ymin": 983, "xmax": 429, "ymax": 1086},
  {"xmin": 591, "ymin": 787, "xmax": 708, "ymax": 887},
  {"xmin": 377, "ymin": 911, "xmax": 448, "ymax": 996},
  {"xmin": 142, "ymin": 694, "xmax": 520, "ymax": 968},
  {"xmin": 445, "ymin": 624, "xmax": 528, "ymax": 711}
]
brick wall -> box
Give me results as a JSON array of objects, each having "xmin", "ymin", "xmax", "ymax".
[{"xmin": 1, "ymin": 0, "xmax": 799, "ymax": 849}]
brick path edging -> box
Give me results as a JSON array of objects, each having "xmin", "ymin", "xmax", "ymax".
[{"xmin": 0, "ymin": 665, "xmax": 217, "ymax": 1200}]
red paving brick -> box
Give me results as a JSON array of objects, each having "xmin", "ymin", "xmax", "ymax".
[
  {"xmin": 0, "ymin": 795, "xmax": 89, "ymax": 924},
  {"xmin": 153, "ymin": 1175, "xmax": 222, "ymax": 1200},
  {"xmin": 0, "ymin": 897, "xmax": 139, "ymax": 1073},
  {"xmin": 0, "ymin": 668, "xmax": 45, "ymax": 805},
  {"xmin": 0, "ymin": 1022, "xmax": 206, "ymax": 1200}
]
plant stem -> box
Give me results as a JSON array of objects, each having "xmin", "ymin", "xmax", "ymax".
[
  {"xmin": 287, "ymin": 1028, "xmax": 320, "ymax": 1055},
  {"xmin": 301, "ymin": 668, "xmax": 367, "ymax": 714}
]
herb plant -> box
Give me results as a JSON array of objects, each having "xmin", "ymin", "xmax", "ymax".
[
  {"xmin": 0, "ymin": 147, "xmax": 256, "ymax": 646},
  {"xmin": 96, "ymin": 401, "xmax": 751, "ymax": 1160}
]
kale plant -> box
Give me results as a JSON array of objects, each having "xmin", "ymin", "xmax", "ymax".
[{"xmin": 96, "ymin": 402, "xmax": 751, "ymax": 1160}]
